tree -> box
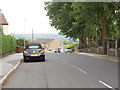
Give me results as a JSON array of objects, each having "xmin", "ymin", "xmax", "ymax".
[{"xmin": 44, "ymin": 2, "xmax": 119, "ymax": 46}]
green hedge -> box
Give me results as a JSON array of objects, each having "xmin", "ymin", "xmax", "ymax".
[
  {"xmin": 68, "ymin": 43, "xmax": 79, "ymax": 51},
  {"xmin": 0, "ymin": 34, "xmax": 16, "ymax": 54}
]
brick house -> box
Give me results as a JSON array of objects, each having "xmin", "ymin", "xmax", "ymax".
[
  {"xmin": 0, "ymin": 9, "xmax": 9, "ymax": 35},
  {"xmin": 34, "ymin": 38, "xmax": 64, "ymax": 51}
]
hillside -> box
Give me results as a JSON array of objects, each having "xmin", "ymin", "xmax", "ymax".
[{"xmin": 10, "ymin": 34, "xmax": 76, "ymax": 42}]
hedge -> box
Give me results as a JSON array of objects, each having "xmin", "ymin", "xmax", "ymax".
[{"xmin": 0, "ymin": 34, "xmax": 16, "ymax": 54}]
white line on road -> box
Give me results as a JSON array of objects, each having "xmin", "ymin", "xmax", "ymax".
[
  {"xmin": 72, "ymin": 65, "xmax": 87, "ymax": 74},
  {"xmin": 99, "ymin": 80, "xmax": 116, "ymax": 90}
]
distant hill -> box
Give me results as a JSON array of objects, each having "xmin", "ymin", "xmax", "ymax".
[{"xmin": 9, "ymin": 33, "xmax": 77, "ymax": 42}]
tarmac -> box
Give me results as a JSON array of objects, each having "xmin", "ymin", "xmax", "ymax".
[{"xmin": 0, "ymin": 52, "xmax": 119, "ymax": 89}]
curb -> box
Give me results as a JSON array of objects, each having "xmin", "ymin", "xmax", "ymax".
[
  {"xmin": 0, "ymin": 59, "xmax": 22, "ymax": 89},
  {"xmin": 75, "ymin": 52, "xmax": 119, "ymax": 63}
]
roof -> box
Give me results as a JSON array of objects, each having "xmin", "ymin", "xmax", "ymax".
[
  {"xmin": 34, "ymin": 38, "xmax": 55, "ymax": 44},
  {"xmin": 0, "ymin": 11, "xmax": 8, "ymax": 25}
]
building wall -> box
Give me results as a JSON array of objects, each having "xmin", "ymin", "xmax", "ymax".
[
  {"xmin": 41, "ymin": 44, "xmax": 48, "ymax": 49},
  {"xmin": 3, "ymin": 25, "xmax": 8, "ymax": 35},
  {"xmin": 47, "ymin": 39, "xmax": 64, "ymax": 51}
]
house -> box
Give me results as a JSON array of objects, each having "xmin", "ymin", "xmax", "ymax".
[
  {"xmin": 0, "ymin": 9, "xmax": 9, "ymax": 35},
  {"xmin": 34, "ymin": 38, "xmax": 64, "ymax": 51}
]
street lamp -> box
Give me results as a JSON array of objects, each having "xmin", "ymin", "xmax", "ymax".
[
  {"xmin": 24, "ymin": 18, "xmax": 27, "ymax": 48},
  {"xmin": 32, "ymin": 28, "xmax": 34, "ymax": 43}
]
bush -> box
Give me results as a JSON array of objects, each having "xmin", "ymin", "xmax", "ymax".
[
  {"xmin": 68, "ymin": 43, "xmax": 79, "ymax": 51},
  {"xmin": 16, "ymin": 38, "xmax": 29, "ymax": 47},
  {"xmin": 0, "ymin": 34, "xmax": 16, "ymax": 54}
]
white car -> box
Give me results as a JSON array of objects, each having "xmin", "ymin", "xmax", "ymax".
[
  {"xmin": 54, "ymin": 48, "xmax": 61, "ymax": 53},
  {"xmin": 65, "ymin": 47, "xmax": 72, "ymax": 53}
]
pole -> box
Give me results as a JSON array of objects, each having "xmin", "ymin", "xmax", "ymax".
[
  {"xmin": 32, "ymin": 29, "xmax": 34, "ymax": 43},
  {"xmin": 24, "ymin": 18, "xmax": 26, "ymax": 48}
]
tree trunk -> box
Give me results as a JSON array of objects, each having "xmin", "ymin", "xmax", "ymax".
[{"xmin": 102, "ymin": 15, "xmax": 109, "ymax": 39}]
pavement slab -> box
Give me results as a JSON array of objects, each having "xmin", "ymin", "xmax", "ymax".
[{"xmin": 0, "ymin": 53, "xmax": 23, "ymax": 81}]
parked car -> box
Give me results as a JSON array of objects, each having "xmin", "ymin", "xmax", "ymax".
[
  {"xmin": 65, "ymin": 47, "xmax": 72, "ymax": 53},
  {"xmin": 23, "ymin": 43, "xmax": 45, "ymax": 62},
  {"xmin": 54, "ymin": 48, "xmax": 61, "ymax": 53}
]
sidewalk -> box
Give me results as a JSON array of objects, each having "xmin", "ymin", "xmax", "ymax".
[
  {"xmin": 77, "ymin": 52, "xmax": 119, "ymax": 63},
  {"xmin": 0, "ymin": 53, "xmax": 23, "ymax": 81}
]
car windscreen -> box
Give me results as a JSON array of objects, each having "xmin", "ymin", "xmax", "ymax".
[{"xmin": 66, "ymin": 47, "xmax": 71, "ymax": 49}]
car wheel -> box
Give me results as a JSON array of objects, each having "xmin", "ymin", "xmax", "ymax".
[
  {"xmin": 23, "ymin": 58, "xmax": 27, "ymax": 62},
  {"xmin": 42, "ymin": 59, "xmax": 45, "ymax": 62},
  {"xmin": 41, "ymin": 56, "xmax": 45, "ymax": 62},
  {"xmin": 42, "ymin": 57, "xmax": 45, "ymax": 62}
]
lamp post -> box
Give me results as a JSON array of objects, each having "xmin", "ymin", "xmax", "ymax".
[
  {"xmin": 32, "ymin": 28, "xmax": 34, "ymax": 43},
  {"xmin": 24, "ymin": 18, "xmax": 27, "ymax": 48}
]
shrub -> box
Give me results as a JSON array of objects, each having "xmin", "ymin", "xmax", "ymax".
[
  {"xmin": 16, "ymin": 38, "xmax": 29, "ymax": 47},
  {"xmin": 68, "ymin": 43, "xmax": 79, "ymax": 51},
  {"xmin": 0, "ymin": 34, "xmax": 16, "ymax": 54}
]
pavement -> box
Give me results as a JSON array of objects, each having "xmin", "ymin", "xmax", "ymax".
[
  {"xmin": 76, "ymin": 52, "xmax": 119, "ymax": 63},
  {"xmin": 0, "ymin": 53, "xmax": 23, "ymax": 81}
]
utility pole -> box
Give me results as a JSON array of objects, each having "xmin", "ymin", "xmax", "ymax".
[{"xmin": 32, "ymin": 28, "xmax": 34, "ymax": 43}]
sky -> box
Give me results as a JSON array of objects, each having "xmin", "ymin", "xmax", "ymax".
[{"xmin": 0, "ymin": 0, "xmax": 59, "ymax": 34}]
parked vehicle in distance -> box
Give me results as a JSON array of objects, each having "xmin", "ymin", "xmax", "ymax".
[
  {"xmin": 54, "ymin": 48, "xmax": 61, "ymax": 53},
  {"xmin": 65, "ymin": 47, "xmax": 72, "ymax": 53},
  {"xmin": 23, "ymin": 43, "xmax": 45, "ymax": 62}
]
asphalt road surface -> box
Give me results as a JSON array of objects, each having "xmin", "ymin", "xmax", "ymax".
[{"xmin": 3, "ymin": 52, "xmax": 118, "ymax": 89}]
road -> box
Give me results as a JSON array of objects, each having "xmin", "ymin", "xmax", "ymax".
[{"xmin": 3, "ymin": 52, "xmax": 118, "ymax": 89}]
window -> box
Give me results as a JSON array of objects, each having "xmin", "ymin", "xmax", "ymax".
[{"xmin": 28, "ymin": 46, "xmax": 39, "ymax": 49}]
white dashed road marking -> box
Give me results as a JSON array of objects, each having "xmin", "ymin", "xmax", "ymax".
[
  {"xmin": 99, "ymin": 80, "xmax": 117, "ymax": 90},
  {"xmin": 72, "ymin": 65, "xmax": 87, "ymax": 74}
]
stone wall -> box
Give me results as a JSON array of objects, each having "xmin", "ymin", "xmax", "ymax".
[
  {"xmin": 98, "ymin": 46, "xmax": 104, "ymax": 55},
  {"xmin": 90, "ymin": 47, "xmax": 98, "ymax": 54},
  {"xmin": 117, "ymin": 48, "xmax": 120, "ymax": 57},
  {"xmin": 107, "ymin": 48, "xmax": 116, "ymax": 56},
  {"xmin": 76, "ymin": 39, "xmax": 120, "ymax": 57}
]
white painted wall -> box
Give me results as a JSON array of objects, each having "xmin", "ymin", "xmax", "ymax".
[{"xmin": 3, "ymin": 25, "xmax": 8, "ymax": 35}]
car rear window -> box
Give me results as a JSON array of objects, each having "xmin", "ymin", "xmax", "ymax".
[
  {"xmin": 25, "ymin": 44, "xmax": 42, "ymax": 49},
  {"xmin": 28, "ymin": 46, "xmax": 40, "ymax": 49}
]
